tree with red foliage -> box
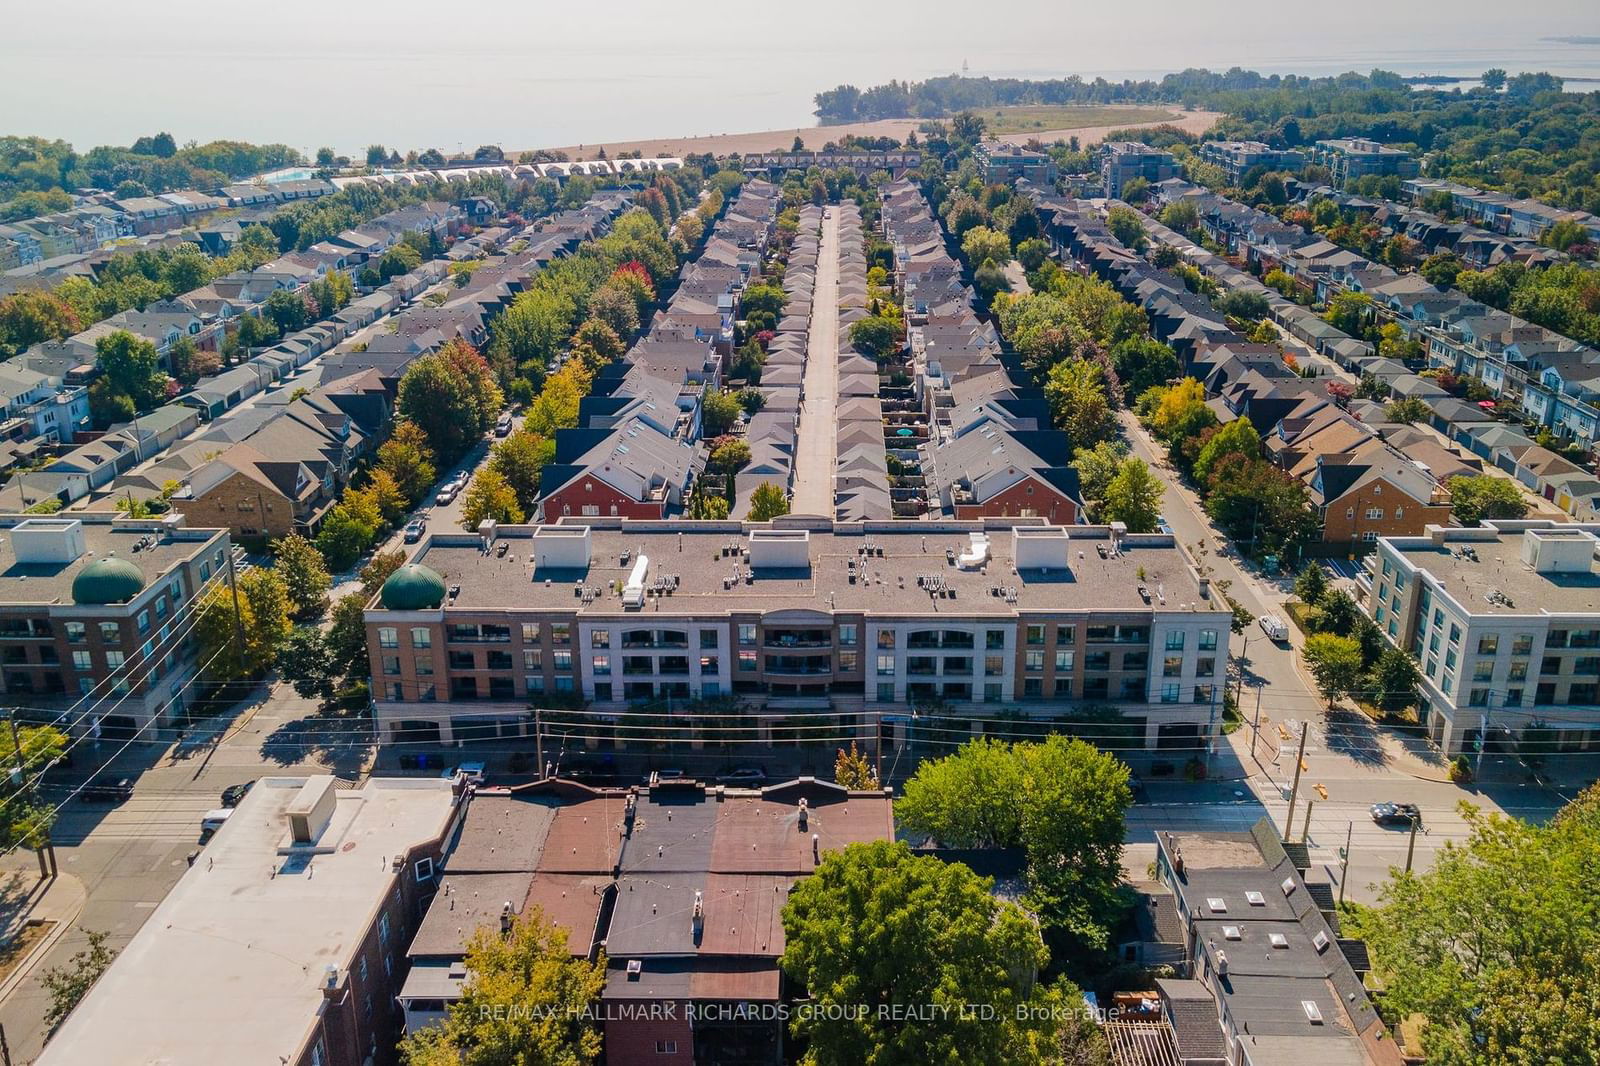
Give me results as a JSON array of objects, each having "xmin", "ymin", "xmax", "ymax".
[{"xmin": 1327, "ymin": 380, "xmax": 1354, "ymax": 408}]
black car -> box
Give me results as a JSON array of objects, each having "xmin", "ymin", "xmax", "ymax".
[
  {"xmin": 1370, "ymin": 802, "xmax": 1421, "ymax": 827},
  {"xmin": 80, "ymin": 778, "xmax": 133, "ymax": 804},
  {"xmin": 220, "ymin": 781, "xmax": 255, "ymax": 808}
]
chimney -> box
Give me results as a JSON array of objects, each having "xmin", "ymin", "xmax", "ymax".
[
  {"xmin": 812, "ymin": 833, "xmax": 820, "ymax": 861},
  {"xmin": 797, "ymin": 797, "xmax": 809, "ymax": 830}
]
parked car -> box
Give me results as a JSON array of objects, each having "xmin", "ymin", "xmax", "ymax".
[
  {"xmin": 719, "ymin": 767, "xmax": 768, "ymax": 786},
  {"xmin": 647, "ymin": 768, "xmax": 688, "ymax": 783},
  {"xmin": 80, "ymin": 778, "xmax": 134, "ymax": 804},
  {"xmin": 1258, "ymin": 615, "xmax": 1289, "ymax": 642},
  {"xmin": 220, "ymin": 780, "xmax": 254, "ymax": 808},
  {"xmin": 441, "ymin": 762, "xmax": 487, "ymax": 786},
  {"xmin": 435, "ymin": 486, "xmax": 458, "ymax": 507},
  {"xmin": 1370, "ymin": 802, "xmax": 1421, "ymax": 828},
  {"xmin": 200, "ymin": 808, "xmax": 233, "ymax": 839},
  {"xmin": 403, "ymin": 518, "xmax": 427, "ymax": 543},
  {"xmin": 494, "ymin": 413, "xmax": 513, "ymax": 437}
]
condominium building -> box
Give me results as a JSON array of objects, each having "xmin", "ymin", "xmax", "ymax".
[
  {"xmin": 1196, "ymin": 141, "xmax": 1306, "ymax": 184},
  {"xmin": 0, "ymin": 513, "xmax": 232, "ymax": 735},
  {"xmin": 974, "ymin": 140, "xmax": 1059, "ymax": 185},
  {"xmin": 1360, "ymin": 521, "xmax": 1600, "ymax": 755},
  {"xmin": 36, "ymin": 776, "xmax": 462, "ymax": 1066},
  {"xmin": 365, "ymin": 519, "xmax": 1232, "ymax": 753},
  {"xmin": 1309, "ymin": 139, "xmax": 1418, "ymax": 186},
  {"xmin": 1101, "ymin": 142, "xmax": 1179, "ymax": 198}
]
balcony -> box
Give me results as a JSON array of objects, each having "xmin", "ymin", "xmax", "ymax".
[
  {"xmin": 765, "ymin": 656, "xmax": 833, "ymax": 677},
  {"xmin": 764, "ymin": 631, "xmax": 832, "ymax": 649}
]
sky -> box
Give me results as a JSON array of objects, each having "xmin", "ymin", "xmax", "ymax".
[{"xmin": 3, "ymin": 0, "xmax": 1598, "ymax": 153}]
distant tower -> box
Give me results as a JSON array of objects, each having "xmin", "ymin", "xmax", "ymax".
[{"xmin": 962, "ymin": 58, "xmax": 970, "ymax": 78}]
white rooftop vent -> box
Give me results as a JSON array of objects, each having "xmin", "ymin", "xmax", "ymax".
[
  {"xmin": 956, "ymin": 532, "xmax": 991, "ymax": 570},
  {"xmin": 1269, "ymin": 933, "xmax": 1289, "ymax": 949},
  {"xmin": 1312, "ymin": 931, "xmax": 1331, "ymax": 953},
  {"xmin": 1207, "ymin": 897, "xmax": 1227, "ymax": 913},
  {"xmin": 1281, "ymin": 877, "xmax": 1297, "ymax": 896},
  {"xmin": 621, "ymin": 554, "xmax": 650, "ymax": 609},
  {"xmin": 1302, "ymin": 1000, "xmax": 1325, "ymax": 1024},
  {"xmin": 1521, "ymin": 527, "xmax": 1597, "ymax": 575},
  {"xmin": 1222, "ymin": 926, "xmax": 1241, "ymax": 940},
  {"xmin": 1245, "ymin": 891, "xmax": 1266, "ymax": 906}
]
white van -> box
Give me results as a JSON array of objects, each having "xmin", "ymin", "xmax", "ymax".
[
  {"xmin": 200, "ymin": 809, "xmax": 233, "ymax": 837},
  {"xmin": 1259, "ymin": 615, "xmax": 1290, "ymax": 642}
]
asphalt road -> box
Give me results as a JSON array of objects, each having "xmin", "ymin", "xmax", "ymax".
[{"xmin": 791, "ymin": 206, "xmax": 840, "ymax": 515}]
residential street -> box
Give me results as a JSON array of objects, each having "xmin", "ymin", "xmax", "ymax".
[{"xmin": 790, "ymin": 206, "xmax": 839, "ymax": 515}]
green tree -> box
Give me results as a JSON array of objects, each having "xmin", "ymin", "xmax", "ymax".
[
  {"xmin": 1072, "ymin": 440, "xmax": 1129, "ymax": 518},
  {"xmin": 1193, "ymin": 417, "xmax": 1261, "ymax": 485},
  {"xmin": 709, "ymin": 438, "xmax": 751, "ymax": 475},
  {"xmin": 1015, "ymin": 237, "xmax": 1050, "ymax": 272},
  {"xmin": 315, "ymin": 505, "xmax": 376, "ymax": 572},
  {"xmin": 397, "ymin": 344, "xmax": 500, "ymax": 463},
  {"xmin": 1216, "ymin": 289, "xmax": 1270, "ymax": 322},
  {"xmin": 263, "ymin": 288, "xmax": 312, "ymax": 334},
  {"xmin": 87, "ymin": 379, "xmax": 135, "ymax": 428},
  {"xmin": 1302, "ymin": 633, "xmax": 1364, "ymax": 708},
  {"xmin": 848, "ymin": 315, "xmax": 900, "ymax": 359},
  {"xmin": 1420, "ymin": 251, "xmax": 1464, "ymax": 288},
  {"xmin": 1102, "ymin": 457, "xmax": 1164, "ymax": 533},
  {"xmin": 0, "ymin": 289, "xmax": 80, "ymax": 356},
  {"xmin": 41, "ymin": 928, "xmax": 117, "ymax": 1029},
  {"xmin": 1108, "ymin": 336, "xmax": 1178, "ymax": 401},
  {"xmin": 326, "ymin": 593, "xmax": 372, "ymax": 680},
  {"xmin": 1292, "ymin": 561, "xmax": 1330, "ymax": 606},
  {"xmin": 377, "ymin": 422, "xmax": 438, "ymax": 504},
  {"xmin": 1158, "ymin": 199, "xmax": 1200, "ymax": 233},
  {"xmin": 195, "ymin": 568, "xmax": 291, "ymax": 682},
  {"xmin": 1044, "ymin": 359, "xmax": 1115, "ymax": 449},
  {"xmin": 1324, "ymin": 290, "xmax": 1373, "ymax": 335},
  {"xmin": 1364, "ymin": 646, "xmax": 1422, "ymax": 713},
  {"xmin": 1201, "ymin": 454, "xmax": 1316, "ymax": 555},
  {"xmin": 488, "ymin": 428, "xmax": 555, "ymax": 516},
  {"xmin": 460, "ymin": 468, "xmax": 524, "ymax": 529},
  {"xmin": 398, "ymin": 910, "xmax": 604, "ymax": 1066},
  {"xmin": 700, "ymin": 388, "xmax": 743, "ymax": 436},
  {"xmin": 781, "ymin": 840, "xmax": 1063, "ymax": 1066},
  {"xmin": 748, "ymin": 482, "xmax": 790, "ymax": 521},
  {"xmin": 740, "ymin": 283, "xmax": 786, "ymax": 318},
  {"xmin": 833, "ymin": 742, "xmax": 879, "ymax": 790},
  {"xmin": 377, "ymin": 242, "xmax": 422, "ymax": 280},
  {"xmin": 960, "ymin": 225, "xmax": 1011, "ymax": 269},
  {"xmin": 271, "ymin": 533, "xmax": 332, "ymax": 619},
  {"xmin": 279, "ymin": 627, "xmax": 338, "ymax": 701},
  {"xmin": 94, "ymin": 329, "xmax": 168, "ymax": 412},
  {"xmin": 1447, "ymin": 475, "xmax": 1529, "ymax": 525},
  {"xmin": 1384, "ymin": 396, "xmax": 1431, "ymax": 424},
  {"xmin": 1106, "ymin": 205, "xmax": 1148, "ymax": 251}
]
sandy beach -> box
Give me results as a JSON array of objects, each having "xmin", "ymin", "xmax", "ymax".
[{"xmin": 526, "ymin": 109, "xmax": 1224, "ymax": 162}]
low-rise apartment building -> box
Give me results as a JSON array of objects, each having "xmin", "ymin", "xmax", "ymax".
[
  {"xmin": 975, "ymin": 140, "xmax": 1059, "ymax": 185},
  {"xmin": 366, "ymin": 519, "xmax": 1232, "ymax": 755},
  {"xmin": 37, "ymin": 776, "xmax": 462, "ymax": 1066},
  {"xmin": 0, "ymin": 513, "xmax": 231, "ymax": 733},
  {"xmin": 1309, "ymin": 139, "xmax": 1418, "ymax": 186},
  {"xmin": 1360, "ymin": 521, "xmax": 1600, "ymax": 755},
  {"xmin": 1197, "ymin": 141, "xmax": 1306, "ymax": 184},
  {"xmin": 1101, "ymin": 142, "xmax": 1178, "ymax": 198}
]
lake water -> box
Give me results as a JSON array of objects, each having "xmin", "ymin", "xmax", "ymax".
[{"xmin": 3, "ymin": 0, "xmax": 1599, "ymax": 155}]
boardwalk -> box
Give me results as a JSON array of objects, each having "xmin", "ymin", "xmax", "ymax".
[{"xmin": 790, "ymin": 206, "xmax": 839, "ymax": 515}]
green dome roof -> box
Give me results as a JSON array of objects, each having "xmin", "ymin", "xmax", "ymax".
[
  {"xmin": 72, "ymin": 554, "xmax": 146, "ymax": 605},
  {"xmin": 380, "ymin": 564, "xmax": 447, "ymax": 610}
]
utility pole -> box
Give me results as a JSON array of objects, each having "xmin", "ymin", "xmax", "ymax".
[
  {"xmin": 1250, "ymin": 684, "xmax": 1264, "ymax": 761},
  {"xmin": 1301, "ymin": 799, "xmax": 1314, "ymax": 843},
  {"xmin": 225, "ymin": 550, "xmax": 246, "ymax": 650},
  {"xmin": 1, "ymin": 1020, "xmax": 13, "ymax": 1066},
  {"xmin": 1474, "ymin": 696, "xmax": 1493, "ymax": 779},
  {"xmin": 873, "ymin": 710, "xmax": 883, "ymax": 785},
  {"xmin": 1234, "ymin": 631, "xmax": 1251, "ymax": 705},
  {"xmin": 1338, "ymin": 821, "xmax": 1353, "ymax": 906},
  {"xmin": 1284, "ymin": 723, "xmax": 1309, "ymax": 839},
  {"xmin": 534, "ymin": 708, "xmax": 543, "ymax": 779},
  {"xmin": 1405, "ymin": 813, "xmax": 1420, "ymax": 875}
]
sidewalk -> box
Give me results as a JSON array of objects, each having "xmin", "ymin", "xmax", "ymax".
[{"xmin": 0, "ymin": 870, "xmax": 87, "ymax": 1006}]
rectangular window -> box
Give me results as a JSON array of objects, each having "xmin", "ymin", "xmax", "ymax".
[
  {"xmin": 1026, "ymin": 625, "xmax": 1045, "ymax": 646},
  {"xmin": 1024, "ymin": 678, "xmax": 1043, "ymax": 698},
  {"xmin": 99, "ymin": 622, "xmax": 120, "ymax": 643},
  {"xmin": 414, "ymin": 857, "xmax": 434, "ymax": 881},
  {"xmin": 72, "ymin": 650, "xmax": 92, "ymax": 670},
  {"xmin": 876, "ymin": 629, "xmax": 895, "ymax": 649},
  {"xmin": 1054, "ymin": 678, "xmax": 1073, "ymax": 697},
  {"xmin": 521, "ymin": 623, "xmax": 541, "ymax": 643},
  {"xmin": 1198, "ymin": 629, "xmax": 1218, "ymax": 651},
  {"xmin": 1508, "ymin": 660, "xmax": 1528, "ymax": 682},
  {"xmin": 1165, "ymin": 631, "xmax": 1185, "ymax": 651},
  {"xmin": 1512, "ymin": 634, "xmax": 1534, "ymax": 656},
  {"xmin": 523, "ymin": 649, "xmax": 542, "ymax": 670},
  {"xmin": 524, "ymin": 674, "xmax": 543, "ymax": 694},
  {"xmin": 838, "ymin": 624, "xmax": 857, "ymax": 647},
  {"xmin": 986, "ymin": 630, "xmax": 1006, "ymax": 650},
  {"xmin": 700, "ymin": 629, "xmax": 719, "ymax": 649},
  {"xmin": 1197, "ymin": 657, "xmax": 1216, "ymax": 677},
  {"xmin": 1025, "ymin": 650, "xmax": 1044, "ymax": 672},
  {"xmin": 382, "ymin": 655, "xmax": 400, "ymax": 676},
  {"xmin": 553, "ymin": 650, "xmax": 572, "ymax": 671},
  {"xmin": 700, "ymin": 654, "xmax": 720, "ymax": 674},
  {"xmin": 378, "ymin": 627, "xmax": 398, "ymax": 649},
  {"xmin": 985, "ymin": 655, "xmax": 1005, "ymax": 677},
  {"xmin": 1448, "ymin": 624, "xmax": 1461, "ymax": 646},
  {"xmin": 1469, "ymin": 688, "xmax": 1491, "ymax": 707},
  {"xmin": 876, "ymin": 654, "xmax": 896, "ymax": 676},
  {"xmin": 1477, "ymin": 634, "xmax": 1499, "ymax": 655},
  {"xmin": 738, "ymin": 650, "xmax": 757, "ymax": 672},
  {"xmin": 591, "ymin": 628, "xmax": 609, "ymax": 648},
  {"xmin": 105, "ymin": 650, "xmax": 125, "ymax": 669},
  {"xmin": 592, "ymin": 655, "xmax": 610, "ymax": 676},
  {"xmin": 1161, "ymin": 682, "xmax": 1180, "ymax": 703},
  {"xmin": 550, "ymin": 623, "xmax": 570, "ymax": 646},
  {"xmin": 1055, "ymin": 650, "xmax": 1075, "ymax": 672},
  {"xmin": 411, "ymin": 627, "xmax": 432, "ymax": 648},
  {"xmin": 66, "ymin": 622, "xmax": 85, "ymax": 643},
  {"xmin": 1473, "ymin": 660, "xmax": 1494, "ymax": 681},
  {"xmin": 837, "ymin": 651, "xmax": 857, "ymax": 672},
  {"xmin": 136, "ymin": 610, "xmax": 150, "ymax": 634},
  {"xmin": 1055, "ymin": 624, "xmax": 1076, "ymax": 646},
  {"xmin": 739, "ymin": 625, "xmax": 757, "ymax": 646},
  {"xmin": 1195, "ymin": 684, "xmax": 1215, "ymax": 704},
  {"xmin": 876, "ymin": 682, "xmax": 895, "ymax": 702},
  {"xmin": 1164, "ymin": 656, "xmax": 1183, "ymax": 677}
]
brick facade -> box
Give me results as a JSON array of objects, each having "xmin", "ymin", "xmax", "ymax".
[
  {"xmin": 542, "ymin": 477, "xmax": 664, "ymax": 522},
  {"xmin": 173, "ymin": 469, "xmax": 297, "ymax": 540},
  {"xmin": 1321, "ymin": 477, "xmax": 1451, "ymax": 545},
  {"xmin": 952, "ymin": 475, "xmax": 1078, "ymax": 524}
]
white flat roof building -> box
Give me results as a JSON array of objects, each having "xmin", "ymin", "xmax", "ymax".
[{"xmin": 38, "ymin": 776, "xmax": 460, "ymax": 1066}]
